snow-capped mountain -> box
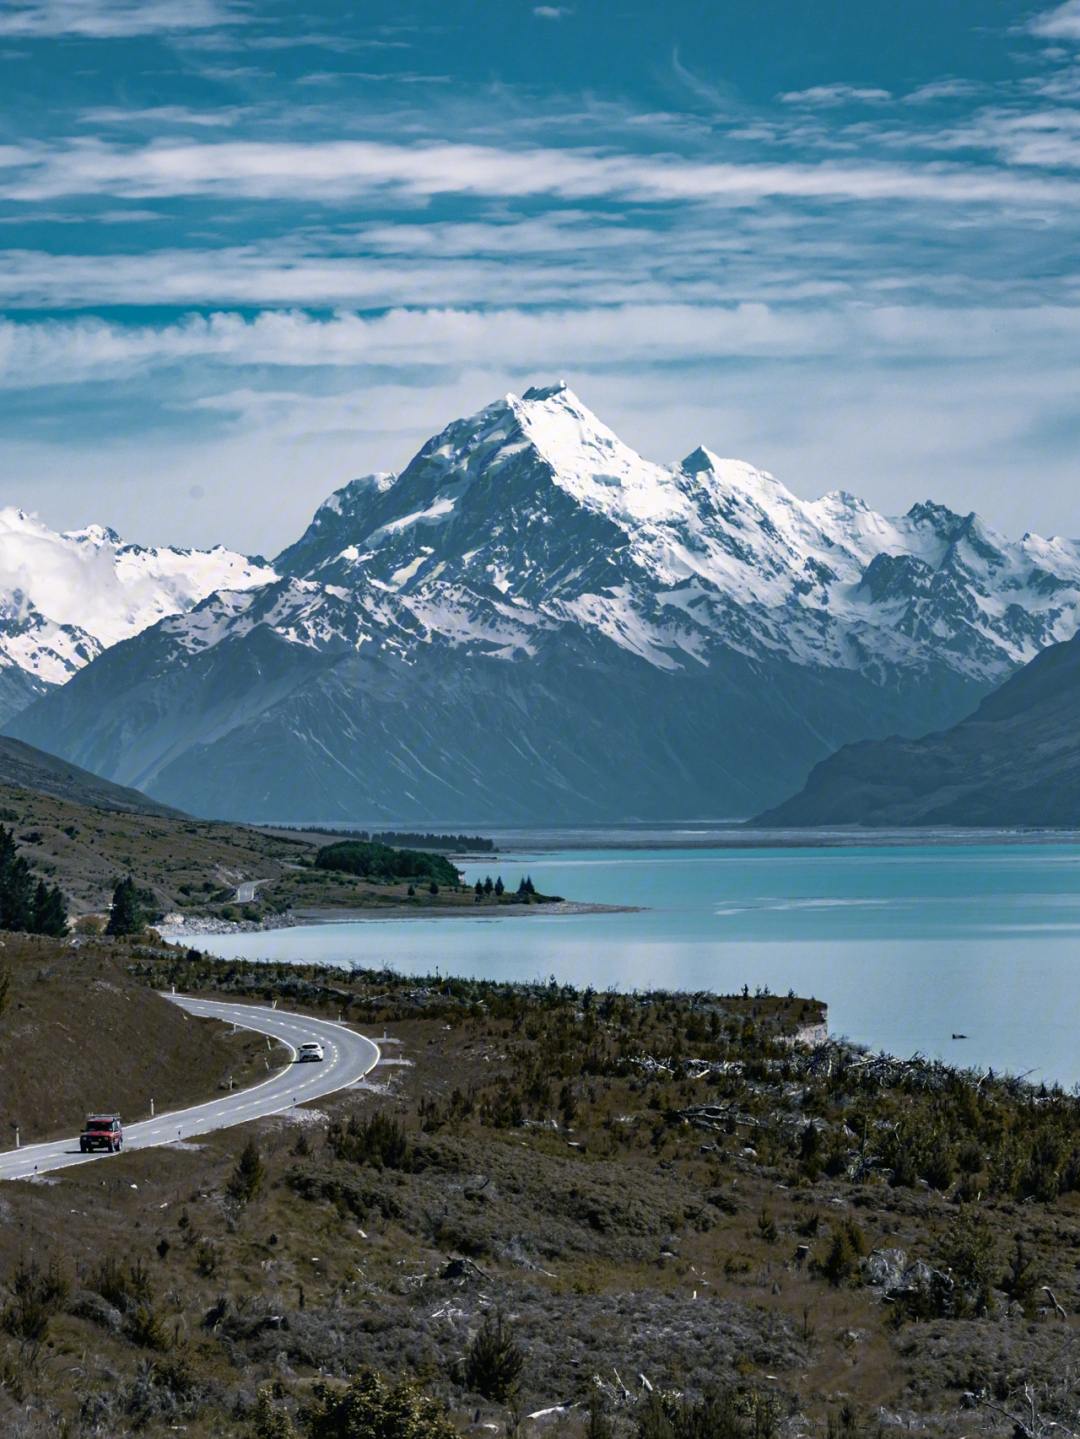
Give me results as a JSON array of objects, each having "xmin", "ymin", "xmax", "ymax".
[
  {"xmin": 11, "ymin": 384, "xmax": 1080, "ymax": 822},
  {"xmin": 0, "ymin": 509, "xmax": 277, "ymax": 722},
  {"xmin": 270, "ymin": 383, "xmax": 1080, "ymax": 684}
]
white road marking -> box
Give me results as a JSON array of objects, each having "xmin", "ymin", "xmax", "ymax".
[{"xmin": 0, "ymin": 995, "xmax": 381, "ymax": 1182}]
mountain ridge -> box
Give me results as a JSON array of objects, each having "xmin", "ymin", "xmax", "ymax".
[
  {"xmin": 752, "ymin": 628, "xmax": 1080, "ymax": 828},
  {"xmin": 0, "ymin": 734, "xmax": 187, "ymax": 818},
  {"xmin": 9, "ymin": 384, "xmax": 1080, "ymax": 821},
  {"xmin": 0, "ymin": 507, "xmax": 277, "ymax": 724}
]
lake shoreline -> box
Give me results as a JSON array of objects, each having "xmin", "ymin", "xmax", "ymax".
[
  {"xmin": 159, "ymin": 898, "xmax": 641, "ymax": 938},
  {"xmin": 482, "ymin": 825, "xmax": 1080, "ymax": 851}
]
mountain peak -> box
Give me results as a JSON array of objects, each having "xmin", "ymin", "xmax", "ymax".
[
  {"xmin": 521, "ymin": 381, "xmax": 569, "ymax": 402},
  {"xmin": 680, "ymin": 445, "xmax": 715, "ymax": 475}
]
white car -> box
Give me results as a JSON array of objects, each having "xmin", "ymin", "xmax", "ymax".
[{"xmin": 297, "ymin": 1041, "xmax": 325, "ymax": 1063}]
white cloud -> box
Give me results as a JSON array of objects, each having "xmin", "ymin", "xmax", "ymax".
[
  {"xmin": 1031, "ymin": 0, "xmax": 1080, "ymax": 40},
  {"xmin": 945, "ymin": 106, "xmax": 1080, "ymax": 169},
  {"xmin": 902, "ymin": 78, "xmax": 982, "ymax": 104},
  {"xmin": 2, "ymin": 302, "xmax": 1079, "ymax": 390},
  {"xmin": 533, "ymin": 6, "xmax": 572, "ymax": 18},
  {"xmin": 78, "ymin": 105, "xmax": 249, "ymax": 128},
  {"xmin": 779, "ymin": 84, "xmax": 893, "ymax": 107},
  {"xmin": 0, "ymin": 0, "xmax": 238, "ymax": 37},
  {"xmin": 1, "ymin": 136, "xmax": 1077, "ymax": 207}
]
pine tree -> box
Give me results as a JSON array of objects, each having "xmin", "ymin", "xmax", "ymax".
[
  {"xmin": 483, "ymin": 876, "xmax": 493, "ymax": 895},
  {"xmin": 227, "ymin": 1136, "xmax": 265, "ymax": 1204},
  {"xmin": 0, "ymin": 836, "xmax": 35, "ymax": 933},
  {"xmin": 494, "ymin": 876, "xmax": 504, "ymax": 896},
  {"xmin": 106, "ymin": 877, "xmax": 143, "ymax": 936},
  {"xmin": 31, "ymin": 880, "xmax": 68, "ymax": 937},
  {"xmin": 0, "ymin": 827, "xmax": 67, "ymax": 935},
  {"xmin": 474, "ymin": 879, "xmax": 483, "ymax": 897}
]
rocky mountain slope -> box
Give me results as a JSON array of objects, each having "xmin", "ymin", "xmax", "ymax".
[
  {"xmin": 754, "ymin": 627, "xmax": 1080, "ymax": 827},
  {"xmin": 10, "ymin": 384, "xmax": 1080, "ymax": 821},
  {"xmin": 0, "ymin": 508, "xmax": 276, "ymax": 723},
  {"xmin": 0, "ymin": 734, "xmax": 186, "ymax": 817}
]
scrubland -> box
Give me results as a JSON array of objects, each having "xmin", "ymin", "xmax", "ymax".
[{"xmin": 0, "ymin": 946, "xmax": 1078, "ymax": 1438}]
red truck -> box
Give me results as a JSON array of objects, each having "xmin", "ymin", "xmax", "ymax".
[{"xmin": 80, "ymin": 1114, "xmax": 123, "ymax": 1153}]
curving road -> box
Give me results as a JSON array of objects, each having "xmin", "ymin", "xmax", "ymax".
[
  {"xmin": 235, "ymin": 880, "xmax": 272, "ymax": 902},
  {"xmin": 0, "ymin": 995, "xmax": 381, "ymax": 1182}
]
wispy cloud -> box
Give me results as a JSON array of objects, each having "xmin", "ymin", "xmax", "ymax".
[
  {"xmin": 1, "ymin": 137, "xmax": 1077, "ymax": 206},
  {"xmin": 779, "ymin": 84, "xmax": 893, "ymax": 107},
  {"xmin": 1031, "ymin": 0, "xmax": 1080, "ymax": 40},
  {"xmin": 902, "ymin": 78, "xmax": 982, "ymax": 104},
  {"xmin": 3, "ymin": 302, "xmax": 1080, "ymax": 390},
  {"xmin": 0, "ymin": 0, "xmax": 239, "ymax": 37},
  {"xmin": 533, "ymin": 7, "xmax": 572, "ymax": 18},
  {"xmin": 78, "ymin": 106, "xmax": 250, "ymax": 129}
]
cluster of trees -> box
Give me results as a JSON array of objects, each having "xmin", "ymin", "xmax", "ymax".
[
  {"xmin": 472, "ymin": 876, "xmax": 543, "ymax": 900},
  {"xmin": 0, "ymin": 826, "xmax": 67, "ymax": 935},
  {"xmin": 370, "ymin": 831, "xmax": 493, "ymax": 853},
  {"xmin": 310, "ymin": 829, "xmax": 494, "ymax": 853},
  {"xmin": 106, "ymin": 877, "xmax": 146, "ymax": 936},
  {"xmin": 474, "ymin": 875, "xmax": 505, "ymax": 897},
  {"xmin": 315, "ymin": 840, "xmax": 460, "ymax": 887}
]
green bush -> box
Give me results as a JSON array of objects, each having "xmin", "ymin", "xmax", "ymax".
[
  {"xmin": 942, "ymin": 1207, "xmax": 996, "ymax": 1313},
  {"xmin": 820, "ymin": 1217, "xmax": 868, "ymax": 1287},
  {"xmin": 89, "ymin": 1255, "xmax": 152, "ymax": 1311},
  {"xmin": 252, "ymin": 1386, "xmax": 296, "ymax": 1439},
  {"xmin": 306, "ymin": 1369, "xmax": 458, "ymax": 1439},
  {"xmin": 1, "ymin": 1254, "xmax": 68, "ymax": 1343},
  {"xmin": 126, "ymin": 1303, "xmax": 169, "ymax": 1350},
  {"xmin": 636, "ymin": 1387, "xmax": 778, "ymax": 1439},
  {"xmin": 227, "ymin": 1137, "xmax": 266, "ymax": 1204},
  {"xmin": 463, "ymin": 1312, "xmax": 524, "ymax": 1401},
  {"xmin": 328, "ymin": 1112, "xmax": 411, "ymax": 1170}
]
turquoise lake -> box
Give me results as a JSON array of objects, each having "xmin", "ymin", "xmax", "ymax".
[{"xmin": 204, "ymin": 844, "xmax": 1080, "ymax": 1086}]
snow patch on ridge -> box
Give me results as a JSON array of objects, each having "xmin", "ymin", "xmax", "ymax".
[
  {"xmin": 0, "ymin": 508, "xmax": 277, "ymax": 688},
  {"xmin": 10, "ymin": 385, "xmax": 1080, "ymax": 715}
]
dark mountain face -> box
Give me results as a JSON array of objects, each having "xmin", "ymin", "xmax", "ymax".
[
  {"xmin": 7, "ymin": 385, "xmax": 1080, "ymax": 823},
  {"xmin": 0, "ymin": 735, "xmax": 186, "ymax": 818},
  {"xmin": 753, "ymin": 628, "xmax": 1080, "ymax": 828}
]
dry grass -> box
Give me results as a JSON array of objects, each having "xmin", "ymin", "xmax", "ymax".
[
  {"xmin": 0, "ymin": 780, "xmax": 493, "ymax": 922},
  {"xmin": 0, "ymin": 935, "xmax": 287, "ymax": 1143},
  {"xmin": 0, "ymin": 955, "xmax": 1075, "ymax": 1438}
]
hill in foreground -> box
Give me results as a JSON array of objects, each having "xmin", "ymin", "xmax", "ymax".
[
  {"xmin": 754, "ymin": 625, "xmax": 1080, "ymax": 826},
  {"xmin": 3, "ymin": 952, "xmax": 1080, "ymax": 1436},
  {"xmin": 0, "ymin": 935, "xmax": 279, "ymax": 1144}
]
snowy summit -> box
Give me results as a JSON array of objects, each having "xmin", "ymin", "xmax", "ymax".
[{"xmin": 10, "ymin": 384, "xmax": 1080, "ymax": 821}]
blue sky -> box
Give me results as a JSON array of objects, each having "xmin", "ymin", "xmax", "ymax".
[{"xmin": 1, "ymin": 0, "xmax": 1079, "ymax": 556}]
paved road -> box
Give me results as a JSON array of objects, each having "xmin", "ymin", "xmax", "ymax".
[
  {"xmin": 0, "ymin": 996, "xmax": 380, "ymax": 1182},
  {"xmin": 235, "ymin": 879, "xmax": 272, "ymax": 902}
]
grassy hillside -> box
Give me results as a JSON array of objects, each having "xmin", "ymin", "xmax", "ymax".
[
  {"xmin": 1, "ymin": 957, "xmax": 1076, "ymax": 1437},
  {"xmin": 0, "ymin": 781, "xmax": 484, "ymax": 923},
  {"xmin": 0, "ymin": 935, "xmax": 288, "ymax": 1143}
]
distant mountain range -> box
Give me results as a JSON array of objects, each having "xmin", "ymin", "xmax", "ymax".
[
  {"xmin": 0, "ymin": 508, "xmax": 275, "ymax": 724},
  {"xmin": 9, "ymin": 383, "xmax": 1080, "ymax": 822},
  {"xmin": 755, "ymin": 627, "xmax": 1080, "ymax": 827}
]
